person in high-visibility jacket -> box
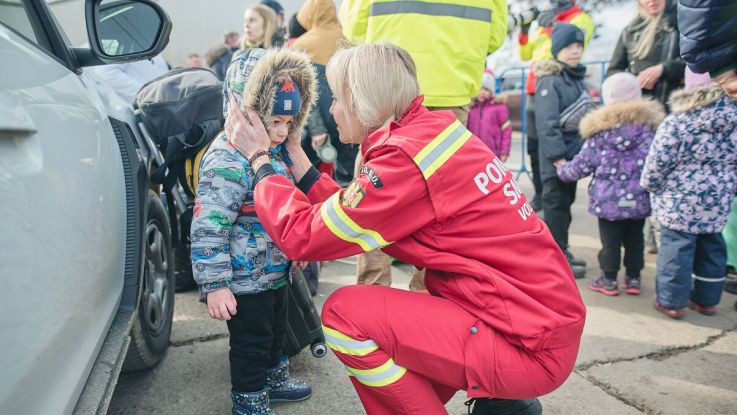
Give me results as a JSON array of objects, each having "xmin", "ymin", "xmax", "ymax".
[
  {"xmin": 518, "ymin": 0, "xmax": 594, "ymax": 216},
  {"xmin": 339, "ymin": 0, "xmax": 507, "ymax": 120},
  {"xmin": 225, "ymin": 43, "xmax": 585, "ymax": 415}
]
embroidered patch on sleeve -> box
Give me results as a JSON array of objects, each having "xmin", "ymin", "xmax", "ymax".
[
  {"xmin": 360, "ymin": 166, "xmax": 384, "ymax": 189},
  {"xmin": 340, "ymin": 180, "xmax": 366, "ymax": 208}
]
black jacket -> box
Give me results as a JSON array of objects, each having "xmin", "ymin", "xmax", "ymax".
[
  {"xmin": 607, "ymin": 5, "xmax": 685, "ymax": 106},
  {"xmin": 534, "ymin": 60, "xmax": 587, "ymax": 181},
  {"xmin": 206, "ymin": 46, "xmax": 238, "ymax": 81},
  {"xmin": 678, "ymin": 0, "xmax": 737, "ymax": 76}
]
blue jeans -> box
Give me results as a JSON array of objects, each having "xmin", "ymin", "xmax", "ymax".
[{"xmin": 656, "ymin": 227, "xmax": 727, "ymax": 308}]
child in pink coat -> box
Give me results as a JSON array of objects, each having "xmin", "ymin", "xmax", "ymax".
[{"xmin": 468, "ymin": 69, "xmax": 513, "ymax": 161}]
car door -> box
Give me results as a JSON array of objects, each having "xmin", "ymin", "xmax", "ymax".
[{"xmin": 0, "ymin": 1, "xmax": 127, "ymax": 413}]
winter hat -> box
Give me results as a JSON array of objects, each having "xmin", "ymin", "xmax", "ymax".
[
  {"xmin": 273, "ymin": 78, "xmax": 302, "ymax": 116},
  {"xmin": 602, "ymin": 72, "xmax": 642, "ymax": 104},
  {"xmin": 551, "ymin": 23, "xmax": 585, "ymax": 57},
  {"xmin": 260, "ymin": 0, "xmax": 283, "ymax": 14},
  {"xmin": 481, "ymin": 69, "xmax": 496, "ymax": 92},
  {"xmin": 685, "ymin": 66, "xmax": 712, "ymax": 90}
]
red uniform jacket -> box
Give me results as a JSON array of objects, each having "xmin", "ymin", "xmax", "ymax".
[{"xmin": 255, "ymin": 96, "xmax": 586, "ymax": 354}]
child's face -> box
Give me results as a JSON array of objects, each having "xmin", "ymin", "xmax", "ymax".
[
  {"xmin": 268, "ymin": 115, "xmax": 294, "ymax": 147},
  {"xmin": 244, "ymin": 9, "xmax": 265, "ymax": 44},
  {"xmin": 477, "ymin": 88, "xmax": 493, "ymax": 102},
  {"xmin": 556, "ymin": 43, "xmax": 583, "ymax": 68}
]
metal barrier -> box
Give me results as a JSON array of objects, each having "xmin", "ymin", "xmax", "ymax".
[{"xmin": 495, "ymin": 60, "xmax": 609, "ymax": 181}]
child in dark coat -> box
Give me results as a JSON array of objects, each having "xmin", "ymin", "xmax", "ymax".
[
  {"xmin": 558, "ymin": 72, "xmax": 666, "ymax": 296},
  {"xmin": 467, "ymin": 69, "xmax": 512, "ymax": 161}
]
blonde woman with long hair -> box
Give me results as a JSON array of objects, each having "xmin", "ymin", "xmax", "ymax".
[
  {"xmin": 242, "ymin": 4, "xmax": 281, "ymax": 50},
  {"xmin": 606, "ymin": 0, "xmax": 685, "ymax": 107}
]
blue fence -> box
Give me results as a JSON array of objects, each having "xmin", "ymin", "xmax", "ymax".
[{"xmin": 495, "ymin": 60, "xmax": 609, "ymax": 181}]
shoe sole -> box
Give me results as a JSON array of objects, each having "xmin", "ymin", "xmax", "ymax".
[
  {"xmin": 688, "ymin": 302, "xmax": 716, "ymax": 316},
  {"xmin": 587, "ymin": 285, "xmax": 619, "ymax": 296},
  {"xmin": 623, "ymin": 288, "xmax": 641, "ymax": 295},
  {"xmin": 270, "ymin": 393, "xmax": 312, "ymax": 403}
]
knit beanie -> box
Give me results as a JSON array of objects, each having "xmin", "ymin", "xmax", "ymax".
[
  {"xmin": 602, "ymin": 72, "xmax": 642, "ymax": 104},
  {"xmin": 481, "ymin": 69, "xmax": 496, "ymax": 92},
  {"xmin": 260, "ymin": 0, "xmax": 283, "ymax": 14},
  {"xmin": 273, "ymin": 78, "xmax": 302, "ymax": 116},
  {"xmin": 551, "ymin": 23, "xmax": 585, "ymax": 58},
  {"xmin": 685, "ymin": 66, "xmax": 713, "ymax": 90}
]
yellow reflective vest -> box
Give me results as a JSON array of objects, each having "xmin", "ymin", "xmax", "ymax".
[{"xmin": 340, "ymin": 0, "xmax": 508, "ymax": 108}]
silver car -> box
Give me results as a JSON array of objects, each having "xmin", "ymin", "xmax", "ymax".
[{"xmin": 0, "ymin": 0, "xmax": 175, "ymax": 413}]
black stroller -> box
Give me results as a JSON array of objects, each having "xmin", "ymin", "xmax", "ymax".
[{"xmin": 134, "ymin": 67, "xmax": 326, "ymax": 358}]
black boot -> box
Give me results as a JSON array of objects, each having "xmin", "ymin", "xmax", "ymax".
[{"xmin": 465, "ymin": 398, "xmax": 543, "ymax": 415}]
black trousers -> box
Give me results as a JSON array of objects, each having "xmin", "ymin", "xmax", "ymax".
[
  {"xmin": 598, "ymin": 218, "xmax": 646, "ymax": 280},
  {"xmin": 525, "ymin": 95, "xmax": 543, "ymax": 201},
  {"xmin": 226, "ymin": 285, "xmax": 288, "ymax": 392},
  {"xmin": 542, "ymin": 177, "xmax": 577, "ymax": 253}
]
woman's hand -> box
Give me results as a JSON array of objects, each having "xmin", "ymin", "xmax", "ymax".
[
  {"xmin": 206, "ymin": 288, "xmax": 237, "ymax": 321},
  {"xmin": 638, "ymin": 64, "xmax": 663, "ymax": 90},
  {"xmin": 225, "ymin": 96, "xmax": 270, "ymax": 159},
  {"xmin": 715, "ymin": 69, "xmax": 737, "ymax": 99}
]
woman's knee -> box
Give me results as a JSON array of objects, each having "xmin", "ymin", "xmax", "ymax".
[{"xmin": 321, "ymin": 285, "xmax": 376, "ymax": 327}]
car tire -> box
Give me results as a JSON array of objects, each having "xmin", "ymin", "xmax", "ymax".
[{"xmin": 124, "ymin": 190, "xmax": 175, "ymax": 371}]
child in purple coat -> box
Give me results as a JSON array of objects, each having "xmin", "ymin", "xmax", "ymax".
[
  {"xmin": 558, "ymin": 72, "xmax": 666, "ymax": 296},
  {"xmin": 468, "ymin": 69, "xmax": 512, "ymax": 161}
]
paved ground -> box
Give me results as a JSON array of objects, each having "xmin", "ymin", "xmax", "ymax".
[{"xmin": 109, "ymin": 145, "xmax": 737, "ymax": 414}]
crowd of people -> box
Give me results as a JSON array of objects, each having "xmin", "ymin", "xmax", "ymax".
[{"xmin": 102, "ymin": 0, "xmax": 737, "ymax": 413}]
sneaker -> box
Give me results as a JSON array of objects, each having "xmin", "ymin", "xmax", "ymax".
[
  {"xmin": 652, "ymin": 297, "xmax": 685, "ymax": 319},
  {"xmin": 622, "ymin": 277, "xmax": 641, "ymax": 295},
  {"xmin": 688, "ymin": 300, "xmax": 717, "ymax": 316},
  {"xmin": 266, "ymin": 356, "xmax": 312, "ymax": 402},
  {"xmin": 588, "ymin": 276, "xmax": 619, "ymax": 296},
  {"xmin": 465, "ymin": 398, "xmax": 542, "ymax": 415}
]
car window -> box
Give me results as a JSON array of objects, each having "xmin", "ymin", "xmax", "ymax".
[
  {"xmin": 45, "ymin": 0, "xmax": 87, "ymax": 48},
  {"xmin": 0, "ymin": 0, "xmax": 54, "ymax": 52}
]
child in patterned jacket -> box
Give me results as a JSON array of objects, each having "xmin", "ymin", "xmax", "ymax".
[
  {"xmin": 641, "ymin": 68, "xmax": 737, "ymax": 319},
  {"xmin": 190, "ymin": 48, "xmax": 316, "ymax": 414}
]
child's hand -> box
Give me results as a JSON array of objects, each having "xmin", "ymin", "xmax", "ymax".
[
  {"xmin": 207, "ymin": 288, "xmax": 238, "ymax": 321},
  {"xmin": 554, "ymin": 159, "xmax": 566, "ymax": 169},
  {"xmin": 225, "ymin": 96, "xmax": 270, "ymax": 159}
]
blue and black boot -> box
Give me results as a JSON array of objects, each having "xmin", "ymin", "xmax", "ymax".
[
  {"xmin": 266, "ymin": 355, "xmax": 312, "ymax": 402},
  {"xmin": 231, "ymin": 387, "xmax": 273, "ymax": 415}
]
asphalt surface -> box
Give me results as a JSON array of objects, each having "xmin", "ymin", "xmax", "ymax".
[{"xmin": 109, "ymin": 144, "xmax": 737, "ymax": 414}]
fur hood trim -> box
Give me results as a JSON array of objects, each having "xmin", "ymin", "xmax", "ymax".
[
  {"xmin": 579, "ymin": 98, "xmax": 666, "ymax": 139},
  {"xmin": 242, "ymin": 48, "xmax": 317, "ymax": 136},
  {"xmin": 533, "ymin": 59, "xmax": 564, "ymax": 78},
  {"xmin": 669, "ymin": 83, "xmax": 724, "ymax": 113}
]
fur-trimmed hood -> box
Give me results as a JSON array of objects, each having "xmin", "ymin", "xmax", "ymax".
[
  {"xmin": 224, "ymin": 48, "xmax": 317, "ymax": 137},
  {"xmin": 669, "ymin": 83, "xmax": 724, "ymax": 113},
  {"xmin": 533, "ymin": 59, "xmax": 587, "ymax": 80},
  {"xmin": 579, "ymin": 98, "xmax": 665, "ymax": 139}
]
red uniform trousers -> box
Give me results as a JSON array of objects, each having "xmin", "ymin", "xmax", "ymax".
[{"xmin": 321, "ymin": 285, "xmax": 580, "ymax": 415}]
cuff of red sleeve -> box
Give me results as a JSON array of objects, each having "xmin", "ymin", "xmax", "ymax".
[
  {"xmin": 254, "ymin": 164, "xmax": 276, "ymax": 185},
  {"xmin": 297, "ymin": 166, "xmax": 321, "ymax": 194}
]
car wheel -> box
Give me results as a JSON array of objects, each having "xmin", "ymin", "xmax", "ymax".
[{"xmin": 124, "ymin": 190, "xmax": 175, "ymax": 371}]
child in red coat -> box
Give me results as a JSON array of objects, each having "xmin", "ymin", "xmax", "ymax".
[{"xmin": 468, "ymin": 69, "xmax": 513, "ymax": 161}]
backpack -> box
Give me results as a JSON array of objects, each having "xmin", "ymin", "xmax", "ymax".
[{"xmin": 135, "ymin": 67, "xmax": 223, "ymax": 196}]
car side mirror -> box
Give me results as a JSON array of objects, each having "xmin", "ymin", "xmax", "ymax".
[{"xmin": 74, "ymin": 0, "xmax": 172, "ymax": 67}]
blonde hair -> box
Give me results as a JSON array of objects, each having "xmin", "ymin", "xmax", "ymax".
[
  {"xmin": 243, "ymin": 5, "xmax": 278, "ymax": 49},
  {"xmin": 326, "ymin": 43, "xmax": 420, "ymax": 130},
  {"xmin": 632, "ymin": 1, "xmax": 664, "ymax": 60}
]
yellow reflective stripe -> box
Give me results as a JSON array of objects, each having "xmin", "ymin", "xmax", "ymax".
[
  {"xmin": 322, "ymin": 325, "xmax": 379, "ymax": 356},
  {"xmin": 413, "ymin": 120, "xmax": 461, "ymax": 165},
  {"xmin": 413, "ymin": 121, "xmax": 473, "ymax": 179},
  {"xmin": 501, "ymin": 120, "xmax": 511, "ymax": 130},
  {"xmin": 320, "ymin": 193, "xmax": 391, "ymax": 252},
  {"xmin": 345, "ymin": 358, "xmax": 407, "ymax": 387}
]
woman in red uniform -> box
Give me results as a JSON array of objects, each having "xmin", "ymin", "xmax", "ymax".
[{"xmin": 225, "ymin": 44, "xmax": 585, "ymax": 415}]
